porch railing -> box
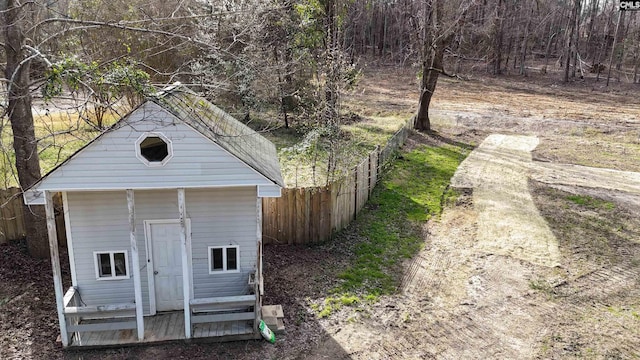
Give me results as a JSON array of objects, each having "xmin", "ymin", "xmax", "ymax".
[
  {"xmin": 63, "ymin": 286, "xmax": 137, "ymax": 337},
  {"xmin": 188, "ymin": 270, "xmax": 260, "ymax": 332}
]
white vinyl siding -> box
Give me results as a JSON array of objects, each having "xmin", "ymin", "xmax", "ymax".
[
  {"xmin": 187, "ymin": 188, "xmax": 257, "ymax": 299},
  {"xmin": 67, "ymin": 192, "xmax": 135, "ymax": 308},
  {"xmin": 66, "ymin": 187, "xmax": 257, "ymax": 315},
  {"xmin": 35, "ymin": 102, "xmax": 273, "ymax": 191}
]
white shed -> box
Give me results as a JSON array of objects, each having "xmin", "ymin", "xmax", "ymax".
[{"xmin": 24, "ymin": 85, "xmax": 283, "ymax": 347}]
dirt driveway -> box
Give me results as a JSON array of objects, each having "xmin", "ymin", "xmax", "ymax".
[{"xmin": 303, "ymin": 132, "xmax": 640, "ymax": 359}]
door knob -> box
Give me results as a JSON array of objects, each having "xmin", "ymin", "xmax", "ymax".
[{"xmin": 154, "ymin": 271, "xmax": 158, "ymax": 275}]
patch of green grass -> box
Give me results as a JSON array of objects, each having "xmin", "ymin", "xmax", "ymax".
[
  {"xmin": 529, "ymin": 278, "xmax": 554, "ymax": 298},
  {"xmin": 567, "ymin": 194, "xmax": 615, "ymax": 210},
  {"xmin": 333, "ymin": 139, "xmax": 469, "ymax": 297},
  {"xmin": 339, "ymin": 294, "xmax": 360, "ymax": 306},
  {"xmin": 535, "ymin": 185, "xmax": 640, "ymax": 270},
  {"xmin": 315, "ymin": 294, "xmax": 365, "ymax": 318},
  {"xmin": 607, "ymin": 306, "xmax": 624, "ymax": 316},
  {"xmin": 342, "ymin": 115, "xmax": 409, "ymax": 149},
  {"xmin": 606, "ymin": 306, "xmax": 640, "ymax": 321},
  {"xmin": 310, "ymin": 139, "xmax": 469, "ymax": 319}
]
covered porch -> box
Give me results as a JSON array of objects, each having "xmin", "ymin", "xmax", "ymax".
[
  {"xmin": 67, "ymin": 310, "xmax": 258, "ymax": 348},
  {"xmin": 61, "ymin": 283, "xmax": 261, "ymax": 348},
  {"xmin": 44, "ymin": 188, "xmax": 265, "ymax": 348}
]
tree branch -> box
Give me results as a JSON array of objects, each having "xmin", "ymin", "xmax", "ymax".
[
  {"xmin": 426, "ymin": 66, "xmax": 461, "ymax": 79},
  {"xmin": 35, "ymin": 18, "xmax": 214, "ymax": 50}
]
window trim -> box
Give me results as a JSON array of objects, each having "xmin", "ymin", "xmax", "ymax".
[
  {"xmin": 207, "ymin": 245, "xmax": 240, "ymax": 274},
  {"xmin": 134, "ymin": 132, "xmax": 173, "ymax": 167},
  {"xmin": 93, "ymin": 250, "xmax": 130, "ymax": 280}
]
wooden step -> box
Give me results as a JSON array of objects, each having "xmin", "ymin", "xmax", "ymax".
[{"xmin": 262, "ymin": 305, "xmax": 285, "ymax": 334}]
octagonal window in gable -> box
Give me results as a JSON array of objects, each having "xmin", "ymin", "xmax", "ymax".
[{"xmin": 135, "ymin": 133, "xmax": 173, "ymax": 167}]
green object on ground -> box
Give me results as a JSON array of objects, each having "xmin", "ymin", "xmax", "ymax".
[{"xmin": 259, "ymin": 320, "xmax": 276, "ymax": 343}]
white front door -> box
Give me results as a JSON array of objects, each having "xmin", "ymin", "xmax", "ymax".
[{"xmin": 149, "ymin": 222, "xmax": 184, "ymax": 312}]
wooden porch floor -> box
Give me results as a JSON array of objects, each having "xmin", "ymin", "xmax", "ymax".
[{"xmin": 69, "ymin": 312, "xmax": 257, "ymax": 347}]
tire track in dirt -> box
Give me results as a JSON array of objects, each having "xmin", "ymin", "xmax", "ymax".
[
  {"xmin": 557, "ymin": 265, "xmax": 638, "ymax": 300},
  {"xmin": 545, "ymin": 242, "xmax": 640, "ymax": 358}
]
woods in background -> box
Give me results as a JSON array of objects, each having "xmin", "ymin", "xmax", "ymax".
[{"xmin": 1, "ymin": 0, "xmax": 639, "ymax": 256}]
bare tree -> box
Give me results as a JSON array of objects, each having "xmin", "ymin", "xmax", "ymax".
[
  {"xmin": 564, "ymin": 0, "xmax": 581, "ymax": 83},
  {"xmin": 490, "ymin": 0, "xmax": 505, "ymax": 75},
  {"xmin": 1, "ymin": 0, "xmax": 50, "ymax": 257},
  {"xmin": 519, "ymin": 3, "xmax": 534, "ymax": 76},
  {"xmin": 415, "ymin": 0, "xmax": 469, "ymax": 132}
]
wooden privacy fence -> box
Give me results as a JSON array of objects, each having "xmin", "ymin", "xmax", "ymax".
[
  {"xmin": 0, "ymin": 187, "xmax": 26, "ymax": 243},
  {"xmin": 0, "ymin": 118, "xmax": 413, "ymax": 246},
  {"xmin": 262, "ymin": 117, "xmax": 413, "ymax": 245},
  {"xmin": 0, "ymin": 188, "xmax": 65, "ymax": 244}
]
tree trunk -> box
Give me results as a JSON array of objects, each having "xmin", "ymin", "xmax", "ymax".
[
  {"xmin": 415, "ymin": 1, "xmax": 432, "ymax": 131},
  {"xmin": 490, "ymin": 0, "xmax": 504, "ymax": 75},
  {"xmin": 542, "ymin": 32, "xmax": 557, "ymax": 74},
  {"xmin": 586, "ymin": 0, "xmax": 599, "ymax": 63},
  {"xmin": 564, "ymin": 0, "xmax": 580, "ymax": 82},
  {"xmin": 2, "ymin": 0, "xmax": 49, "ymax": 258},
  {"xmin": 519, "ymin": 5, "xmax": 533, "ymax": 76},
  {"xmin": 323, "ymin": 0, "xmax": 339, "ymax": 126},
  {"xmin": 415, "ymin": 44, "xmax": 445, "ymax": 132},
  {"xmin": 615, "ymin": 11, "xmax": 628, "ymax": 74},
  {"xmin": 570, "ymin": 1, "xmax": 581, "ymax": 79},
  {"xmin": 378, "ymin": 3, "xmax": 385, "ymax": 57},
  {"xmin": 607, "ymin": 10, "xmax": 622, "ymax": 86},
  {"xmin": 634, "ymin": 51, "xmax": 639, "ymax": 83},
  {"xmin": 635, "ymin": 15, "xmax": 640, "ymax": 83},
  {"xmin": 415, "ymin": 0, "xmax": 448, "ymax": 132},
  {"xmin": 273, "ymin": 47, "xmax": 289, "ymax": 129},
  {"xmin": 504, "ymin": 32, "xmax": 514, "ymax": 71}
]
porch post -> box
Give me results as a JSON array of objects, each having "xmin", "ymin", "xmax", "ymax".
[
  {"xmin": 126, "ymin": 189, "xmax": 145, "ymax": 341},
  {"xmin": 177, "ymin": 188, "xmax": 192, "ymax": 339},
  {"xmin": 44, "ymin": 191, "xmax": 68, "ymax": 347},
  {"xmin": 254, "ymin": 196, "xmax": 263, "ymax": 333}
]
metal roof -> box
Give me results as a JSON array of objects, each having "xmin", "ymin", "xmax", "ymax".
[{"xmin": 151, "ymin": 85, "xmax": 284, "ymax": 187}]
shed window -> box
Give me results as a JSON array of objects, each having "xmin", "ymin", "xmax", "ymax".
[
  {"xmin": 208, "ymin": 246, "xmax": 240, "ymax": 274},
  {"xmin": 140, "ymin": 136, "xmax": 169, "ymax": 162},
  {"xmin": 135, "ymin": 132, "xmax": 173, "ymax": 166},
  {"xmin": 94, "ymin": 251, "xmax": 129, "ymax": 280}
]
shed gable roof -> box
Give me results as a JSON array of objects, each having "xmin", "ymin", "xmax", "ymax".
[
  {"xmin": 151, "ymin": 85, "xmax": 284, "ymax": 187},
  {"xmin": 26, "ymin": 85, "xmax": 283, "ymax": 201}
]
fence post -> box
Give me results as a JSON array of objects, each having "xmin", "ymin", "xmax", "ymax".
[
  {"xmin": 353, "ymin": 166, "xmax": 358, "ymax": 220},
  {"xmin": 369, "ymin": 146, "xmax": 378, "ymax": 196},
  {"xmin": 304, "ymin": 188, "xmax": 312, "ymax": 243}
]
